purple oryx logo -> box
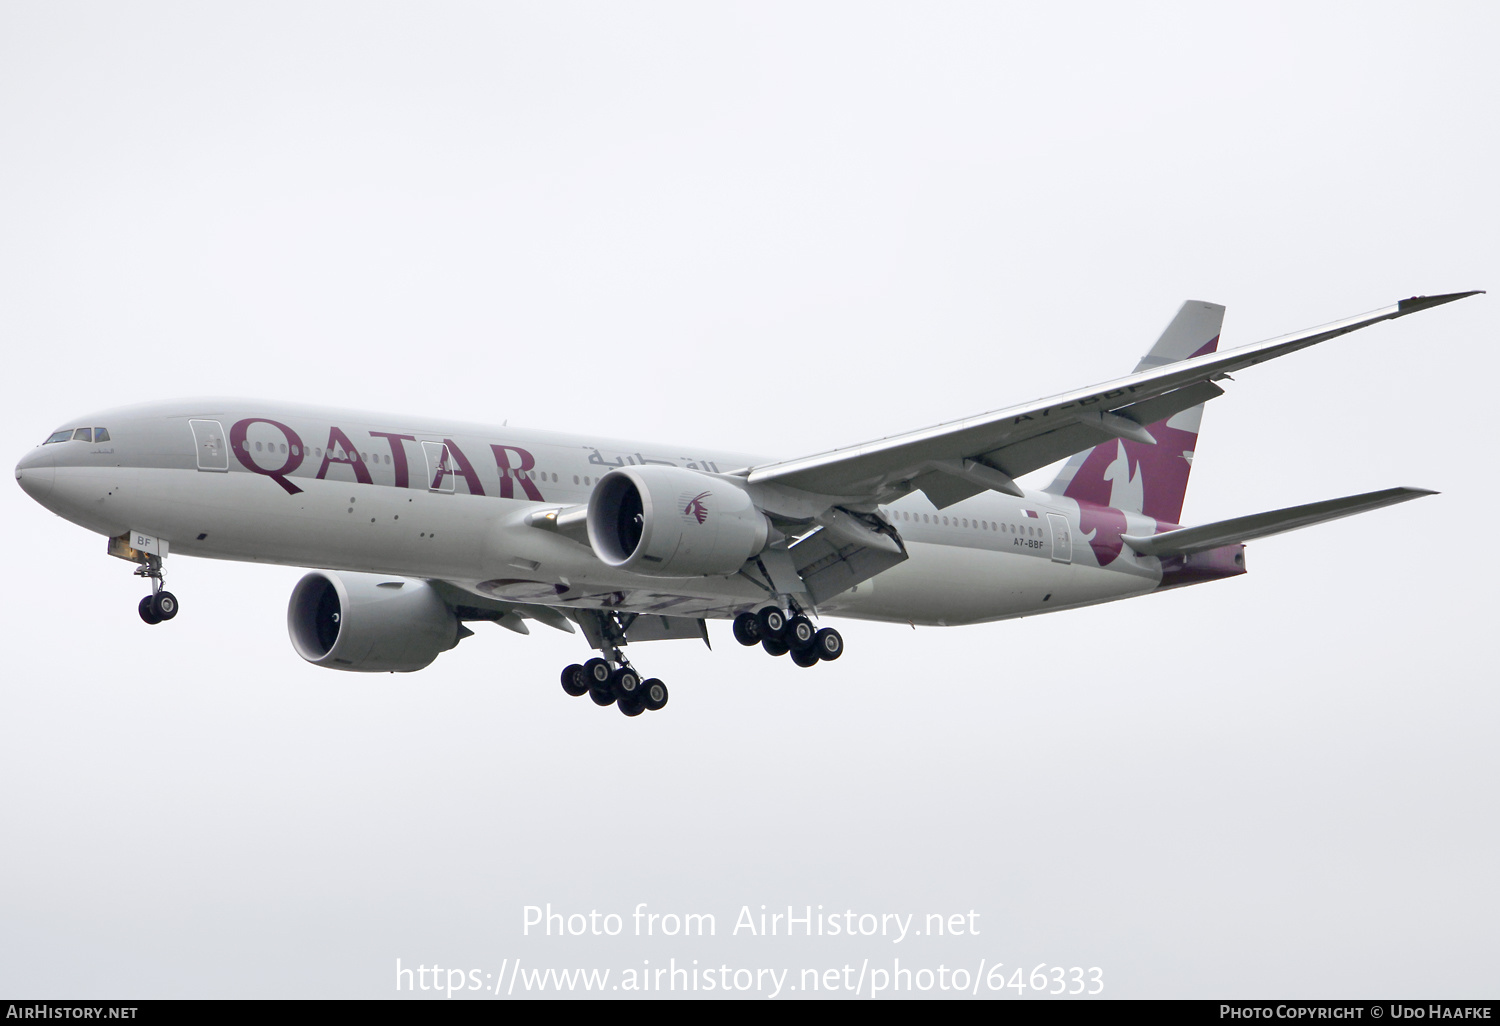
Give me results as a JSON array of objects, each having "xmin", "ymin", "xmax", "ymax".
[{"xmin": 683, "ymin": 491, "xmax": 711, "ymax": 524}]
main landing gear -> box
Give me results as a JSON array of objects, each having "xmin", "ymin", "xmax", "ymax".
[
  {"xmin": 732, "ymin": 606, "xmax": 842, "ymax": 668},
  {"xmin": 559, "ymin": 610, "xmax": 670, "ymax": 719},
  {"xmin": 559, "ymin": 658, "xmax": 669, "ymax": 718},
  {"xmin": 135, "ymin": 554, "xmax": 180, "ymax": 625},
  {"xmin": 558, "ymin": 606, "xmax": 840, "ymax": 716}
]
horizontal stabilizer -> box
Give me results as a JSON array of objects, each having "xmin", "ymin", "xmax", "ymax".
[{"xmin": 1122, "ymin": 486, "xmax": 1437, "ymax": 557}]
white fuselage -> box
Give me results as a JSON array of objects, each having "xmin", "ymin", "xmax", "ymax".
[{"xmin": 17, "ymin": 399, "xmax": 1169, "ymax": 628}]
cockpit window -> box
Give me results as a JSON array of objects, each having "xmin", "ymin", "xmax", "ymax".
[
  {"xmin": 72, "ymin": 428, "xmax": 93, "ymax": 441},
  {"xmin": 94, "ymin": 428, "xmax": 110, "ymax": 442},
  {"xmin": 44, "ymin": 430, "xmax": 72, "ymax": 444}
]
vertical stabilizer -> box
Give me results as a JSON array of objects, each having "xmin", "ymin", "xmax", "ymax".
[{"xmin": 1044, "ymin": 300, "xmax": 1224, "ymax": 525}]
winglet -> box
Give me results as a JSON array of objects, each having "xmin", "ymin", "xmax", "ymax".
[{"xmin": 1397, "ymin": 290, "xmax": 1484, "ymax": 314}]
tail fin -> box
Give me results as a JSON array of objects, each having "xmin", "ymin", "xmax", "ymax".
[{"xmin": 1044, "ymin": 300, "xmax": 1224, "ymax": 525}]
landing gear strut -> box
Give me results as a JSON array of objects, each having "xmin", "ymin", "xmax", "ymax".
[
  {"xmin": 134, "ymin": 554, "xmax": 179, "ymax": 625},
  {"xmin": 733, "ymin": 607, "xmax": 842, "ymax": 669},
  {"xmin": 560, "ymin": 615, "xmax": 669, "ymax": 718}
]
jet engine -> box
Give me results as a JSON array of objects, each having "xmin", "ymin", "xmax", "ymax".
[
  {"xmin": 287, "ymin": 571, "xmax": 464, "ymax": 672},
  {"xmin": 587, "ymin": 466, "xmax": 770, "ymax": 577}
]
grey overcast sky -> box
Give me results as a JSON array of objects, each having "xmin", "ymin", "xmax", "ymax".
[{"xmin": 2, "ymin": 1, "xmax": 1495, "ymax": 1000}]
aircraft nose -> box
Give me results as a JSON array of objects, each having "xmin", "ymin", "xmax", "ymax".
[{"xmin": 15, "ymin": 448, "xmax": 55, "ymax": 502}]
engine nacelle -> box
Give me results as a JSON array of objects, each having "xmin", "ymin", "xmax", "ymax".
[
  {"xmin": 587, "ymin": 466, "xmax": 770, "ymax": 577},
  {"xmin": 287, "ymin": 571, "xmax": 462, "ymax": 672}
]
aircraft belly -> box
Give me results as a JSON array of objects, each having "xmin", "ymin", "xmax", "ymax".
[
  {"xmin": 51, "ymin": 467, "xmax": 1156, "ymax": 628},
  {"xmin": 64, "ymin": 468, "xmax": 500, "ymax": 580},
  {"xmin": 821, "ymin": 540, "xmax": 1157, "ymax": 626},
  {"xmin": 68, "ymin": 468, "xmax": 767, "ymax": 616},
  {"xmin": 473, "ymin": 519, "xmax": 767, "ymax": 615}
]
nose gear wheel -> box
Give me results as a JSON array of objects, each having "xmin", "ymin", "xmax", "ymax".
[{"xmin": 132, "ymin": 554, "xmax": 181, "ymax": 625}]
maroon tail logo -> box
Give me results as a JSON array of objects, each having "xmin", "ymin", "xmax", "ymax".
[{"xmin": 684, "ymin": 491, "xmax": 711, "ymax": 524}]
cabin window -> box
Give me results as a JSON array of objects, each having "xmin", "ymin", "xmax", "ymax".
[
  {"xmin": 94, "ymin": 428, "xmax": 110, "ymax": 441},
  {"xmin": 73, "ymin": 428, "xmax": 92, "ymax": 441},
  {"xmin": 44, "ymin": 430, "xmax": 72, "ymax": 444}
]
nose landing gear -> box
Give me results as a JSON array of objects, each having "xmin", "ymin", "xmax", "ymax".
[{"xmin": 133, "ymin": 554, "xmax": 179, "ymax": 625}]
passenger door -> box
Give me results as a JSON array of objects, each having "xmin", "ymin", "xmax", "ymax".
[
  {"xmin": 189, "ymin": 420, "xmax": 228, "ymax": 472},
  {"xmin": 1047, "ymin": 512, "xmax": 1072, "ymax": 564},
  {"xmin": 422, "ymin": 441, "xmax": 455, "ymax": 493}
]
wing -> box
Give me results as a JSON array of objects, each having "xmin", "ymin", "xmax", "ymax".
[{"xmin": 741, "ymin": 292, "xmax": 1480, "ymax": 509}]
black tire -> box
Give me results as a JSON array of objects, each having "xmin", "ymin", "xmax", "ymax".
[
  {"xmin": 813, "ymin": 627, "xmax": 844, "ymax": 661},
  {"xmin": 617, "ymin": 692, "xmax": 646, "ymax": 717},
  {"xmin": 560, "ymin": 664, "xmax": 589, "ymax": 697},
  {"xmin": 642, "ymin": 679, "xmax": 668, "ymax": 711},
  {"xmin": 761, "ymin": 636, "xmax": 789, "ymax": 657},
  {"xmin": 786, "ymin": 615, "xmax": 816, "ymax": 651},
  {"xmin": 589, "ymin": 684, "xmax": 616, "ymax": 707},
  {"xmin": 153, "ymin": 591, "xmax": 178, "ymax": 621},
  {"xmin": 790, "ymin": 646, "xmax": 820, "ymax": 668},
  {"xmin": 610, "ymin": 667, "xmax": 641, "ymax": 700},
  {"xmin": 138, "ymin": 595, "xmax": 161, "ymax": 625},
  {"xmin": 583, "ymin": 658, "xmax": 612, "ymax": 686},
  {"xmin": 756, "ymin": 606, "xmax": 786, "ymax": 639},
  {"xmin": 732, "ymin": 612, "xmax": 761, "ymax": 646}
]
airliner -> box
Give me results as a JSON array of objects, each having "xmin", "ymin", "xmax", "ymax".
[{"xmin": 14, "ymin": 291, "xmax": 1479, "ymax": 716}]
